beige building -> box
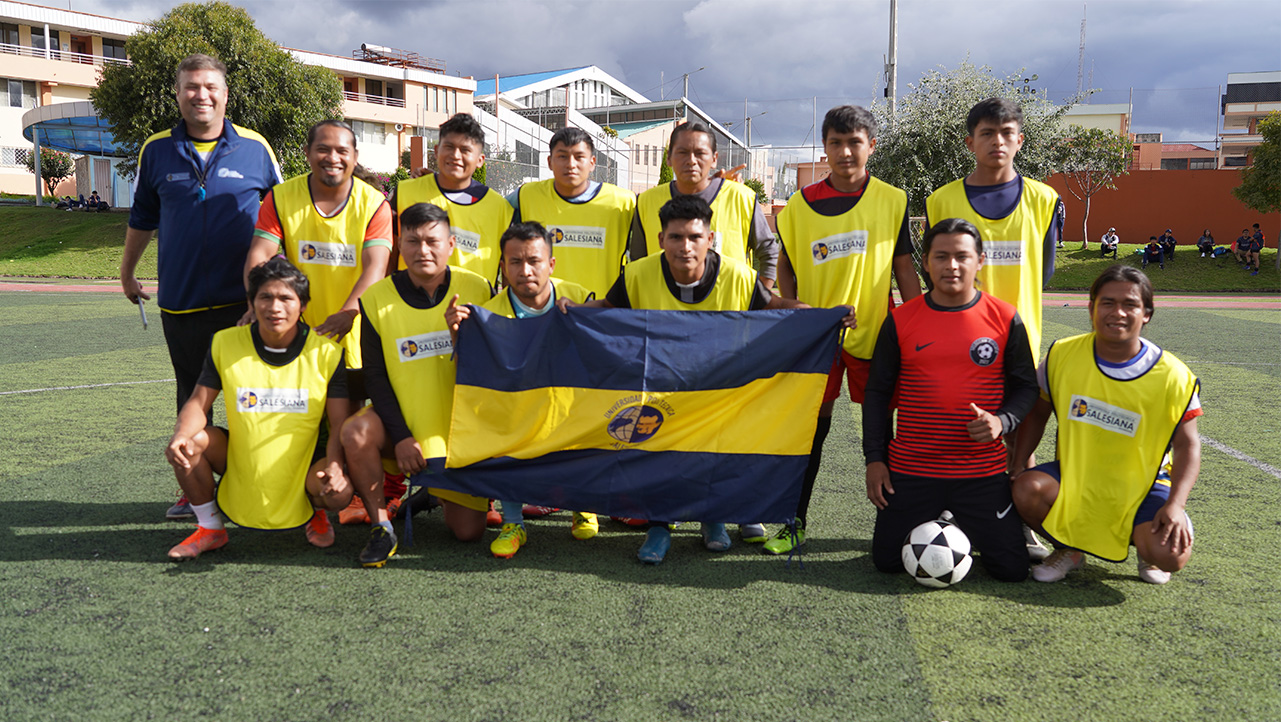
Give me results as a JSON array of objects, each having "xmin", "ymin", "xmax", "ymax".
[{"xmin": 0, "ymin": 0, "xmax": 476, "ymax": 201}]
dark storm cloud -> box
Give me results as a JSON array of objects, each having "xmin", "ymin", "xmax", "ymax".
[{"xmin": 42, "ymin": 0, "xmax": 1281, "ymax": 144}]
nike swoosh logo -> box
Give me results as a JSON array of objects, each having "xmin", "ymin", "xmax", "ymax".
[
  {"xmin": 915, "ymin": 342, "xmax": 934, "ymax": 352},
  {"xmin": 996, "ymin": 503, "xmax": 1013, "ymax": 519}
]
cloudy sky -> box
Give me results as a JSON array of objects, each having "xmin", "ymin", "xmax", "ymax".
[{"xmin": 40, "ymin": 0, "xmax": 1281, "ymax": 147}]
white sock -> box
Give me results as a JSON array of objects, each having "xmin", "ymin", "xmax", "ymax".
[{"xmin": 192, "ymin": 501, "xmax": 224, "ymax": 530}]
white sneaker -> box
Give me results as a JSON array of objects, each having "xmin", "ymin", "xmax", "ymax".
[
  {"xmin": 1024, "ymin": 525, "xmax": 1050, "ymax": 561},
  {"xmin": 1137, "ymin": 555, "xmax": 1171, "ymax": 584},
  {"xmin": 1032, "ymin": 548, "xmax": 1085, "ymax": 582}
]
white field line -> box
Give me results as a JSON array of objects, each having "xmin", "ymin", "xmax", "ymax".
[
  {"xmin": 1201, "ymin": 435, "xmax": 1281, "ymax": 480},
  {"xmin": 0, "ymin": 378, "xmax": 174, "ymax": 396}
]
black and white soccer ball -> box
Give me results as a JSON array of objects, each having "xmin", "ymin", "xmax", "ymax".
[{"xmin": 901, "ymin": 520, "xmax": 973, "ymax": 588}]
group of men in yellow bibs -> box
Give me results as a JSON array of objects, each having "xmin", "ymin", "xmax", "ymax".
[{"xmin": 161, "ymin": 93, "xmax": 1202, "ymax": 585}]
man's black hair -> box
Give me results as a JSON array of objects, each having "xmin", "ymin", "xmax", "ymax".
[
  {"xmin": 247, "ymin": 255, "xmax": 310, "ymax": 305},
  {"xmin": 439, "ymin": 112, "xmax": 486, "ymax": 147},
  {"xmin": 666, "ymin": 121, "xmax": 717, "ymax": 158},
  {"xmin": 966, "ymin": 97, "xmax": 1024, "ymax": 135},
  {"xmin": 658, "ymin": 194, "xmax": 713, "ymax": 231},
  {"xmin": 822, "ymin": 105, "xmax": 878, "ymax": 142},
  {"xmin": 307, "ymin": 119, "xmax": 356, "ymax": 149},
  {"xmin": 549, "ymin": 127, "xmax": 595, "ymax": 154},
  {"xmin": 500, "ymin": 221, "xmax": 553, "ymax": 256},
  {"xmin": 400, "ymin": 202, "xmax": 451, "ymax": 235}
]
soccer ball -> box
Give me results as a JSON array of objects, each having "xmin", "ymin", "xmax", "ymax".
[{"xmin": 901, "ymin": 520, "xmax": 973, "ymax": 588}]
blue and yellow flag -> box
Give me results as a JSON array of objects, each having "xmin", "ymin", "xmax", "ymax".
[{"xmin": 438, "ymin": 306, "xmax": 845, "ymax": 523}]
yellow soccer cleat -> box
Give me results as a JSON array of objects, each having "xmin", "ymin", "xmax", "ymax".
[
  {"xmin": 571, "ymin": 512, "xmax": 599, "ymax": 540},
  {"xmin": 490, "ymin": 523, "xmax": 527, "ymax": 559}
]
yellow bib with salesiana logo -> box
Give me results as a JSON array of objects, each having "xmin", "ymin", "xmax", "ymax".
[
  {"xmin": 395, "ymin": 174, "xmax": 512, "ymax": 284},
  {"xmin": 517, "ymin": 179, "xmax": 635, "ymax": 298},
  {"xmin": 925, "ymin": 177, "xmax": 1058, "ymax": 360},
  {"xmin": 273, "ymin": 175, "xmax": 388, "ymax": 369},
  {"xmin": 214, "ymin": 325, "xmax": 343, "ymax": 530},
  {"xmin": 362, "ymin": 268, "xmax": 492, "ymax": 510},
  {"xmin": 1042, "ymin": 332, "xmax": 1199, "ymax": 561},
  {"xmin": 777, "ymin": 176, "xmax": 907, "ymax": 359},
  {"xmin": 637, "ymin": 180, "xmax": 756, "ymax": 264}
]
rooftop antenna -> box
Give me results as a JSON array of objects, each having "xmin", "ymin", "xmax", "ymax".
[{"xmin": 1076, "ymin": 3, "xmax": 1087, "ymax": 97}]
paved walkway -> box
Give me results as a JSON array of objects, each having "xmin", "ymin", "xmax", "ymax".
[{"xmin": 2, "ymin": 278, "xmax": 1278, "ymax": 310}]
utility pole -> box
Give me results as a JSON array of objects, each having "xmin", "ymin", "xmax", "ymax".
[
  {"xmin": 886, "ymin": 0, "xmax": 898, "ymax": 121},
  {"xmin": 1076, "ymin": 4, "xmax": 1087, "ymax": 97}
]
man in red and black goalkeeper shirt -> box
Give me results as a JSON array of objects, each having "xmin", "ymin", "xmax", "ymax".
[{"xmin": 862, "ymin": 218, "xmax": 1039, "ymax": 582}]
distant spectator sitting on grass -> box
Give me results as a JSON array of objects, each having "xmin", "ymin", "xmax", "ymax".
[
  {"xmin": 1143, "ymin": 237, "xmax": 1163, "ymax": 270},
  {"xmin": 1197, "ymin": 229, "xmax": 1214, "ymax": 257},
  {"xmin": 1099, "ymin": 228, "xmax": 1118, "ymax": 259}
]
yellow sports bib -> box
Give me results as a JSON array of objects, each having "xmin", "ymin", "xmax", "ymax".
[
  {"xmin": 517, "ymin": 180, "xmax": 635, "ymax": 298},
  {"xmin": 214, "ymin": 325, "xmax": 343, "ymax": 530},
  {"xmin": 637, "ymin": 180, "xmax": 756, "ymax": 265},
  {"xmin": 273, "ymin": 175, "xmax": 388, "ymax": 369},
  {"xmin": 482, "ymin": 279, "xmax": 592, "ymax": 319},
  {"xmin": 777, "ymin": 177, "xmax": 908, "ymax": 359},
  {"xmin": 361, "ymin": 268, "xmax": 492, "ymax": 459},
  {"xmin": 623, "ymin": 253, "xmax": 756, "ymax": 311},
  {"xmin": 1042, "ymin": 333, "xmax": 1199, "ymax": 561},
  {"xmin": 395, "ymin": 174, "xmax": 512, "ymax": 284},
  {"xmin": 925, "ymin": 177, "xmax": 1058, "ymax": 359}
]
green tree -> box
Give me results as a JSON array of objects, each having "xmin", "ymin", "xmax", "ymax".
[
  {"xmin": 25, "ymin": 147, "xmax": 75, "ymax": 198},
  {"xmin": 91, "ymin": 1, "xmax": 343, "ymax": 178},
  {"xmin": 743, "ymin": 177, "xmax": 768, "ymax": 205},
  {"xmin": 869, "ymin": 59, "xmax": 1080, "ymax": 216},
  {"xmin": 1233, "ymin": 112, "xmax": 1281, "ymax": 214},
  {"xmin": 658, "ymin": 155, "xmax": 674, "ymax": 184},
  {"xmin": 1053, "ymin": 125, "xmax": 1132, "ymax": 246}
]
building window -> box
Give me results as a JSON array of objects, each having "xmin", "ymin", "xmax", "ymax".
[
  {"xmin": 31, "ymin": 28, "xmax": 61, "ymax": 56},
  {"xmin": 1160, "ymin": 158, "xmax": 1189, "ymax": 170},
  {"xmin": 3, "ymin": 78, "xmax": 36, "ymax": 109},
  {"xmin": 102, "ymin": 37, "xmax": 127, "ymax": 60},
  {"xmin": 1189, "ymin": 158, "xmax": 1216, "ymax": 170},
  {"xmin": 1, "ymin": 23, "xmax": 18, "ymax": 47},
  {"xmin": 349, "ymin": 120, "xmax": 386, "ymax": 146}
]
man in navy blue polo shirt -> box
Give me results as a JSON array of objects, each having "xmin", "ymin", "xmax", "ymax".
[{"xmin": 119, "ymin": 53, "xmax": 282, "ymax": 520}]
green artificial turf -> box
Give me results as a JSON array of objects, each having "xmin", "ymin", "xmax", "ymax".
[{"xmin": 0, "ymin": 292, "xmax": 1278, "ymax": 722}]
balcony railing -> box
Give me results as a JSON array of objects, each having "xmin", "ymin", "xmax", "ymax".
[
  {"xmin": 0, "ymin": 42, "xmax": 130, "ymax": 66},
  {"xmin": 343, "ymin": 90, "xmax": 405, "ymax": 108}
]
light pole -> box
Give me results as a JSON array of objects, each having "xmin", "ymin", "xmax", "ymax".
[{"xmin": 682, "ymin": 66, "xmax": 705, "ymax": 99}]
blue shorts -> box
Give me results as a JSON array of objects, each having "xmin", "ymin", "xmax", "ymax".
[{"xmin": 1031, "ymin": 461, "xmax": 1169, "ymax": 527}]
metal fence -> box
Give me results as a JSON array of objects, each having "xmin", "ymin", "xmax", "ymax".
[{"xmin": 0, "ymin": 146, "xmax": 32, "ymax": 168}]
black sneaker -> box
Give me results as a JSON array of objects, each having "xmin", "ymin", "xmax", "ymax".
[
  {"xmin": 393, "ymin": 487, "xmax": 437, "ymax": 520},
  {"xmin": 359, "ymin": 526, "xmax": 398, "ymax": 568}
]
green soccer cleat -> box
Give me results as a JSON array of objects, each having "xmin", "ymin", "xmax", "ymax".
[{"xmin": 762, "ymin": 524, "xmax": 806, "ymax": 556}]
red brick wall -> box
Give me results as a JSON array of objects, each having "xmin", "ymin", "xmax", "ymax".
[{"xmin": 1045, "ymin": 170, "xmax": 1279, "ymax": 248}]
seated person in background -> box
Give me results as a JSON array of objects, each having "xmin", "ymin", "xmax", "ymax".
[
  {"xmin": 1142, "ymin": 237, "xmax": 1163, "ymax": 270},
  {"xmin": 1158, "ymin": 229, "xmax": 1176, "ymax": 264},
  {"xmin": 1248, "ymin": 224, "xmax": 1265, "ymax": 274},
  {"xmin": 1011, "ymin": 265, "xmax": 1201, "ymax": 585},
  {"xmin": 164, "ymin": 257, "xmax": 352, "ymax": 561},
  {"xmin": 1233, "ymin": 228, "xmax": 1250, "ymax": 264},
  {"xmin": 1099, "ymin": 228, "xmax": 1119, "ymax": 259},
  {"xmin": 1196, "ymin": 229, "xmax": 1215, "ymax": 257}
]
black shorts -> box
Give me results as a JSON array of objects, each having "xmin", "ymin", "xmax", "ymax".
[{"xmin": 872, "ymin": 471, "xmax": 1028, "ymax": 582}]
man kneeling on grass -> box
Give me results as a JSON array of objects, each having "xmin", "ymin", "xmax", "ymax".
[{"xmin": 165, "ymin": 257, "xmax": 353, "ymax": 560}]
